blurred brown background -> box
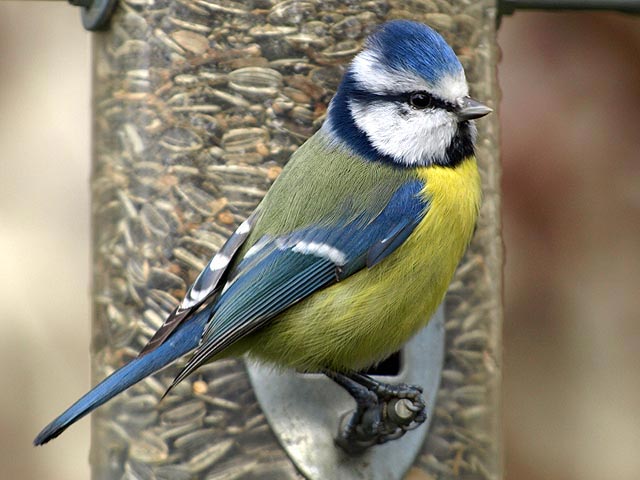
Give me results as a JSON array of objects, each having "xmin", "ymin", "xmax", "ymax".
[{"xmin": 1, "ymin": 3, "xmax": 638, "ymax": 480}]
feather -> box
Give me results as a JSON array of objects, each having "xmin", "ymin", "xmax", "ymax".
[
  {"xmin": 167, "ymin": 179, "xmax": 429, "ymax": 391},
  {"xmin": 34, "ymin": 309, "xmax": 208, "ymax": 445},
  {"xmin": 137, "ymin": 210, "xmax": 259, "ymax": 356}
]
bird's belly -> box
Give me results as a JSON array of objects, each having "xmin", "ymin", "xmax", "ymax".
[
  {"xmin": 238, "ymin": 159, "xmax": 481, "ymax": 372},
  {"xmin": 239, "ymin": 232, "xmax": 459, "ymax": 372}
]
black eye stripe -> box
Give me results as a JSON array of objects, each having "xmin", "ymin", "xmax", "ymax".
[
  {"xmin": 406, "ymin": 91, "xmax": 455, "ymax": 111},
  {"xmin": 350, "ymin": 88, "xmax": 456, "ymax": 113}
]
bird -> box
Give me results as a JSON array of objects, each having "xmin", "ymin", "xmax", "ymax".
[{"xmin": 34, "ymin": 20, "xmax": 491, "ymax": 450}]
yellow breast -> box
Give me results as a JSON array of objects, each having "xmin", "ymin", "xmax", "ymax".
[{"xmin": 240, "ymin": 157, "xmax": 482, "ymax": 372}]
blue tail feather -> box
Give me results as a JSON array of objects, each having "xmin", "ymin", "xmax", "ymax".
[{"xmin": 33, "ymin": 310, "xmax": 208, "ymax": 446}]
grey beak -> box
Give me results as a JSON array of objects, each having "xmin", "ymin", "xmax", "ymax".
[{"xmin": 456, "ymin": 96, "xmax": 492, "ymax": 121}]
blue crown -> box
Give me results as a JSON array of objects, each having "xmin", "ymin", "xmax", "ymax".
[{"xmin": 366, "ymin": 20, "xmax": 461, "ymax": 83}]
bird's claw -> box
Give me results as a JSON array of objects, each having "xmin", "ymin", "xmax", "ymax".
[
  {"xmin": 372, "ymin": 381, "xmax": 424, "ymax": 401},
  {"xmin": 335, "ymin": 384, "xmax": 427, "ymax": 453}
]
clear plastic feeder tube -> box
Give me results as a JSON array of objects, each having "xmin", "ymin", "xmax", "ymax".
[{"xmin": 90, "ymin": 1, "xmax": 501, "ymax": 478}]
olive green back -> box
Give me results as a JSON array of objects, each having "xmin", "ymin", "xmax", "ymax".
[{"xmin": 242, "ymin": 131, "xmax": 416, "ymax": 255}]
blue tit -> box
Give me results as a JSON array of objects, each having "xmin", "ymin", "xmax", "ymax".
[{"xmin": 34, "ymin": 20, "xmax": 491, "ymax": 448}]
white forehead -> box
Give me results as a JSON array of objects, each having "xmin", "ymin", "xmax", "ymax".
[{"xmin": 350, "ymin": 49, "xmax": 468, "ymax": 102}]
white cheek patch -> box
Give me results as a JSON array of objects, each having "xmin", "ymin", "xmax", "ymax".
[
  {"xmin": 291, "ymin": 241, "xmax": 347, "ymax": 266},
  {"xmin": 349, "ymin": 100, "xmax": 457, "ymax": 166}
]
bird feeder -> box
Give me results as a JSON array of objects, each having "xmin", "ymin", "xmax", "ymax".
[{"xmin": 89, "ymin": 1, "xmax": 502, "ymax": 479}]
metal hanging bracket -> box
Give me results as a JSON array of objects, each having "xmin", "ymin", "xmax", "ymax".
[
  {"xmin": 247, "ymin": 307, "xmax": 446, "ymax": 480},
  {"xmin": 31, "ymin": 0, "xmax": 117, "ymax": 31},
  {"xmin": 76, "ymin": 0, "xmax": 117, "ymax": 31},
  {"xmin": 499, "ymin": 0, "xmax": 640, "ymax": 16}
]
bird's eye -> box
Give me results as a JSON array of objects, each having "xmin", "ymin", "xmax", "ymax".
[{"xmin": 408, "ymin": 92, "xmax": 433, "ymax": 109}]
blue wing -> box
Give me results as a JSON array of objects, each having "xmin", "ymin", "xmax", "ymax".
[
  {"xmin": 169, "ymin": 180, "xmax": 429, "ymax": 388},
  {"xmin": 137, "ymin": 210, "xmax": 259, "ymax": 356},
  {"xmin": 34, "ymin": 214, "xmax": 261, "ymax": 444},
  {"xmin": 34, "ymin": 180, "xmax": 428, "ymax": 444}
]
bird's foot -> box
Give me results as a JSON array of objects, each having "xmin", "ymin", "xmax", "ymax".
[{"xmin": 328, "ymin": 372, "xmax": 427, "ymax": 453}]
